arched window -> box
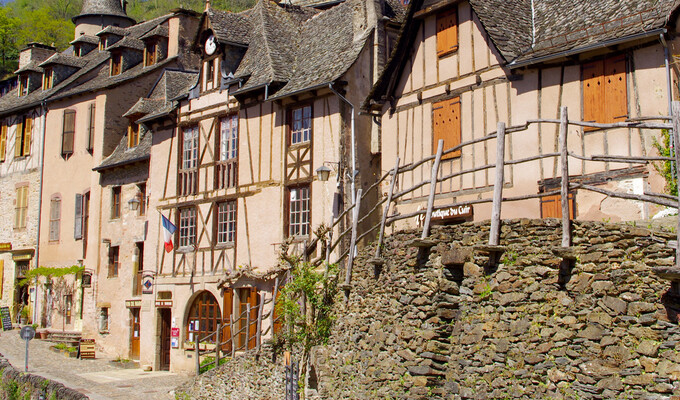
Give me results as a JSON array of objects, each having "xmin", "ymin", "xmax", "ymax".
[{"xmin": 186, "ymin": 291, "xmax": 221, "ymax": 343}]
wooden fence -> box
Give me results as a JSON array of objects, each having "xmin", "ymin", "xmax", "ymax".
[{"xmin": 310, "ymin": 103, "xmax": 680, "ymax": 291}]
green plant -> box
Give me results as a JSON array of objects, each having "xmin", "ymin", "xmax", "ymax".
[
  {"xmin": 502, "ymin": 249, "xmax": 519, "ymax": 266},
  {"xmin": 198, "ymin": 356, "xmax": 228, "ymax": 374},
  {"xmin": 652, "ymin": 129, "xmax": 678, "ymax": 196},
  {"xmin": 54, "ymin": 343, "xmax": 76, "ymax": 353},
  {"xmin": 19, "ymin": 265, "xmax": 84, "ymax": 286},
  {"xmin": 2, "ymin": 379, "xmax": 20, "ymax": 400},
  {"xmin": 19, "ymin": 308, "xmax": 29, "ymax": 318}
]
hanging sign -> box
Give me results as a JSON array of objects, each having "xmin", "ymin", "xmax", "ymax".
[
  {"xmin": 418, "ymin": 204, "xmax": 473, "ymax": 224},
  {"xmin": 125, "ymin": 300, "xmax": 142, "ymax": 308},
  {"xmin": 0, "ymin": 243, "xmax": 11, "ymax": 251},
  {"xmin": 141, "ymin": 274, "xmax": 154, "ymax": 294}
]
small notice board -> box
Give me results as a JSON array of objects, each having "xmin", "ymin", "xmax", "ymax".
[
  {"xmin": 0, "ymin": 307, "xmax": 12, "ymax": 331},
  {"xmin": 79, "ymin": 339, "xmax": 96, "ymax": 359}
]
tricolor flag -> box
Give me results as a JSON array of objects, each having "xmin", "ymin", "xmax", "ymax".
[{"xmin": 161, "ymin": 213, "xmax": 177, "ymax": 253}]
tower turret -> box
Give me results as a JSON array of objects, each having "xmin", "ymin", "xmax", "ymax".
[{"xmin": 73, "ymin": 0, "xmax": 136, "ymax": 39}]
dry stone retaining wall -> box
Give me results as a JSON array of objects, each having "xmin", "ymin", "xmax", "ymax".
[
  {"xmin": 311, "ymin": 219, "xmax": 680, "ymax": 399},
  {"xmin": 0, "ymin": 353, "xmax": 88, "ymax": 400}
]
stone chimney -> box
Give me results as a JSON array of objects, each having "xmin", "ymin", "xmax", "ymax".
[{"xmin": 18, "ymin": 43, "xmax": 57, "ymax": 70}]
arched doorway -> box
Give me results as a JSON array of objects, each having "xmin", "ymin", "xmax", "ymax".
[{"xmin": 186, "ymin": 291, "xmax": 221, "ymax": 343}]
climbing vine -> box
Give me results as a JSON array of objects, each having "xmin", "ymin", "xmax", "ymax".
[
  {"xmin": 18, "ymin": 265, "xmax": 84, "ymax": 286},
  {"xmin": 652, "ymin": 129, "xmax": 678, "ymax": 196}
]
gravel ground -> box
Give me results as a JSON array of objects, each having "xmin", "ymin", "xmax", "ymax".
[{"xmin": 0, "ymin": 328, "xmax": 191, "ymax": 399}]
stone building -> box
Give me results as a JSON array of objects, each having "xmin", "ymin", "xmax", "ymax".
[
  {"xmin": 124, "ymin": 0, "xmax": 403, "ymax": 372},
  {"xmin": 365, "ymin": 0, "xmax": 680, "ymax": 228}
]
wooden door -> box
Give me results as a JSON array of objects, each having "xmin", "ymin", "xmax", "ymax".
[
  {"xmin": 222, "ymin": 288, "xmax": 233, "ymax": 353},
  {"xmin": 130, "ymin": 308, "xmax": 140, "ymax": 360},
  {"xmin": 159, "ymin": 309, "xmax": 171, "ymax": 371}
]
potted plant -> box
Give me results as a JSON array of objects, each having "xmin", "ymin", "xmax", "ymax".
[{"xmin": 19, "ymin": 308, "xmax": 29, "ymax": 325}]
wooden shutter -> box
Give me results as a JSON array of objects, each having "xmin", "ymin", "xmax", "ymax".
[
  {"xmin": 436, "ymin": 8, "xmax": 458, "ymax": 57},
  {"xmin": 62, "ymin": 110, "xmax": 75, "ymax": 154},
  {"xmin": 540, "ymin": 193, "xmax": 575, "ymax": 219},
  {"xmin": 583, "ymin": 60, "xmax": 604, "ymax": 127},
  {"xmin": 604, "ymin": 55, "xmax": 627, "ymax": 123},
  {"xmin": 87, "ymin": 104, "xmax": 95, "ymax": 151},
  {"xmin": 49, "ymin": 198, "xmax": 61, "ymax": 241},
  {"xmin": 433, "ymin": 97, "xmax": 461, "ymax": 160},
  {"xmin": 15, "ymin": 186, "xmax": 27, "ymax": 228},
  {"xmin": 23, "ymin": 117, "xmax": 32, "ymax": 156},
  {"xmin": 74, "ymin": 193, "xmax": 83, "ymax": 239},
  {"xmin": 15, "ymin": 119, "xmax": 23, "ymax": 158},
  {"xmin": 248, "ymin": 288, "xmax": 258, "ymax": 350},
  {"xmin": 222, "ymin": 288, "xmax": 233, "ymax": 352},
  {"xmin": 0, "ymin": 122, "xmax": 6, "ymax": 162},
  {"xmin": 273, "ymin": 285, "xmax": 283, "ymax": 335}
]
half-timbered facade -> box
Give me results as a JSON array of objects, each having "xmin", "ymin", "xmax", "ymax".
[
  {"xmin": 365, "ymin": 0, "xmax": 680, "ymax": 229},
  {"xmin": 136, "ymin": 0, "xmax": 403, "ymax": 372}
]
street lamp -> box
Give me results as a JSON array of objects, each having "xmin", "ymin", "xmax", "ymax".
[
  {"xmin": 315, "ymin": 165, "xmax": 332, "ymax": 181},
  {"xmin": 128, "ymin": 196, "xmax": 140, "ymax": 211}
]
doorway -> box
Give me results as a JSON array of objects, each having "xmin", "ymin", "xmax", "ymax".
[
  {"xmin": 130, "ymin": 307, "xmax": 140, "ymax": 360},
  {"xmin": 159, "ymin": 309, "xmax": 171, "ymax": 371}
]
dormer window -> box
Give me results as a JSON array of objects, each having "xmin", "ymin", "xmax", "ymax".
[
  {"xmin": 18, "ymin": 75, "xmax": 28, "ymax": 96},
  {"xmin": 111, "ymin": 52, "xmax": 122, "ymax": 76},
  {"xmin": 144, "ymin": 41, "xmax": 157, "ymax": 67},
  {"xmin": 74, "ymin": 44, "xmax": 81, "ymax": 57},
  {"xmin": 128, "ymin": 122, "xmax": 140, "ymax": 148},
  {"xmin": 43, "ymin": 68, "xmax": 53, "ymax": 89},
  {"xmin": 100, "ymin": 37, "xmax": 107, "ymax": 51}
]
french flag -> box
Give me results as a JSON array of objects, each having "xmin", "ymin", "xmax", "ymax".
[{"xmin": 161, "ymin": 213, "xmax": 177, "ymax": 253}]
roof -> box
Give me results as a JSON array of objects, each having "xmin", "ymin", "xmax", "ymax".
[
  {"xmin": 93, "ymin": 128, "xmax": 151, "ymax": 171},
  {"xmin": 39, "ymin": 54, "xmax": 88, "ymax": 68},
  {"xmin": 365, "ymin": 0, "xmax": 680, "ymax": 108},
  {"xmin": 73, "ymin": 0, "xmax": 135, "ymax": 25},
  {"xmin": 139, "ymin": 25, "xmax": 169, "ymax": 40},
  {"xmin": 106, "ymin": 36, "xmax": 145, "ymax": 51},
  {"xmin": 97, "ymin": 25, "xmax": 129, "ymax": 37},
  {"xmin": 217, "ymin": 0, "xmax": 391, "ymax": 100},
  {"xmin": 14, "ymin": 61, "xmax": 43, "ymax": 74},
  {"xmin": 70, "ymin": 35, "xmax": 100, "ymax": 45},
  {"xmin": 206, "ymin": 9, "xmax": 251, "ymax": 46}
]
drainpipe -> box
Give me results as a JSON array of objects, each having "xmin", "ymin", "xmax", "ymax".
[
  {"xmin": 33, "ymin": 100, "xmax": 48, "ymax": 326},
  {"xmin": 328, "ymin": 83, "xmax": 356, "ymax": 204},
  {"xmin": 660, "ymin": 33, "xmax": 676, "ymax": 178}
]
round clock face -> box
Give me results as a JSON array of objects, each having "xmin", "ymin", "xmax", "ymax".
[{"xmin": 205, "ymin": 35, "xmax": 217, "ymax": 55}]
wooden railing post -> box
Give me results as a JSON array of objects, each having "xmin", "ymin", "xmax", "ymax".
[
  {"xmin": 672, "ymin": 101, "xmax": 680, "ymax": 268},
  {"xmin": 375, "ymin": 157, "xmax": 400, "ymax": 258},
  {"xmin": 245, "ymin": 305, "xmax": 251, "ymax": 350},
  {"xmin": 344, "ymin": 189, "xmax": 363, "ymax": 288},
  {"xmin": 215, "ymin": 323, "xmax": 221, "ymax": 369},
  {"xmin": 559, "ymin": 107, "xmax": 571, "ymax": 247},
  {"xmin": 195, "ymin": 334, "xmax": 201, "ymax": 376},
  {"xmin": 271, "ymin": 277, "xmax": 279, "ymax": 336},
  {"xmin": 256, "ymin": 298, "xmax": 264, "ymax": 351},
  {"xmin": 422, "ymin": 140, "xmax": 444, "ymax": 239},
  {"xmin": 489, "ymin": 123, "xmax": 506, "ymax": 246},
  {"xmin": 230, "ymin": 315, "xmax": 236, "ymax": 357}
]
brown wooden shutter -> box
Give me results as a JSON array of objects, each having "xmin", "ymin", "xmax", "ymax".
[
  {"xmin": 222, "ymin": 288, "xmax": 233, "ymax": 352},
  {"xmin": 14, "ymin": 119, "xmax": 22, "ymax": 158},
  {"xmin": 583, "ymin": 60, "xmax": 604, "ymax": 127},
  {"xmin": 0, "ymin": 122, "xmax": 6, "ymax": 162},
  {"xmin": 436, "ymin": 9, "xmax": 458, "ymax": 57},
  {"xmin": 273, "ymin": 285, "xmax": 283, "ymax": 335},
  {"xmin": 23, "ymin": 117, "xmax": 32, "ymax": 156},
  {"xmin": 248, "ymin": 288, "xmax": 258, "ymax": 350},
  {"xmin": 62, "ymin": 110, "xmax": 75, "ymax": 154},
  {"xmin": 604, "ymin": 55, "xmax": 627, "ymax": 123},
  {"xmin": 433, "ymin": 97, "xmax": 461, "ymax": 160},
  {"xmin": 540, "ymin": 193, "xmax": 575, "ymax": 219},
  {"xmin": 74, "ymin": 193, "xmax": 83, "ymax": 239},
  {"xmin": 87, "ymin": 104, "xmax": 95, "ymax": 151}
]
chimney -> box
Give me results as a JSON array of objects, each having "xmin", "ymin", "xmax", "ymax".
[{"xmin": 18, "ymin": 43, "xmax": 57, "ymax": 70}]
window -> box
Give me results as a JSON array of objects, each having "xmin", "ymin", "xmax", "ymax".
[
  {"xmin": 206, "ymin": 59, "xmax": 215, "ymax": 84},
  {"xmin": 216, "ymin": 115, "xmax": 238, "ymax": 189},
  {"xmin": 133, "ymin": 242, "xmax": 143, "ymax": 296},
  {"xmin": 14, "ymin": 185, "xmax": 28, "ymax": 229},
  {"xmin": 74, "ymin": 44, "xmax": 81, "ymax": 57},
  {"xmin": 108, "ymin": 245, "xmax": 119, "ymax": 277},
  {"xmin": 144, "ymin": 41, "xmax": 157, "ymax": 66},
  {"xmin": 18, "ymin": 75, "xmax": 28, "ymax": 96},
  {"xmin": 111, "ymin": 52, "xmax": 122, "ymax": 76},
  {"xmin": 433, "ymin": 97, "xmax": 461, "ymax": 159},
  {"xmin": 82, "ymin": 192, "xmax": 90, "ymax": 256},
  {"xmin": 15, "ymin": 115, "xmax": 32, "ymax": 158},
  {"xmin": 0, "ymin": 121, "xmax": 7, "ymax": 162},
  {"xmin": 43, "ymin": 68, "xmax": 53, "ymax": 90},
  {"xmin": 437, "ymin": 8, "xmax": 458, "ymax": 57},
  {"xmin": 179, "ymin": 126, "xmax": 198, "ymax": 196},
  {"xmin": 128, "ymin": 122, "xmax": 140, "ymax": 148},
  {"xmin": 216, "ymin": 200, "xmax": 237, "ymax": 245},
  {"xmin": 64, "ymin": 295, "xmax": 72, "ymax": 324},
  {"xmin": 540, "ymin": 193, "xmax": 576, "ymax": 219},
  {"xmin": 62, "ymin": 110, "xmax": 76, "ymax": 156},
  {"xmin": 87, "ymin": 103, "xmax": 95, "ymax": 152},
  {"xmin": 178, "ymin": 207, "xmax": 196, "ymax": 248},
  {"xmin": 290, "ymin": 105, "xmax": 311, "ymax": 145},
  {"xmin": 49, "ymin": 195, "xmax": 61, "ymax": 242},
  {"xmin": 287, "ymin": 185, "xmax": 310, "ymax": 237},
  {"xmin": 99, "ymin": 307, "xmax": 109, "ymax": 332},
  {"xmin": 186, "ymin": 291, "xmax": 221, "ymax": 344},
  {"xmin": 583, "ymin": 55, "xmax": 627, "ymax": 126},
  {"xmin": 111, "ymin": 186, "xmax": 121, "ymax": 219},
  {"xmin": 137, "ymin": 183, "xmax": 146, "ymax": 216}
]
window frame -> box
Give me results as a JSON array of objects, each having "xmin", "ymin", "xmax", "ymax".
[
  {"xmin": 178, "ymin": 207, "xmax": 197, "ymax": 249},
  {"xmin": 178, "ymin": 125, "xmax": 199, "ymax": 196},
  {"xmin": 436, "ymin": 7, "xmax": 459, "ymax": 58},
  {"xmin": 582, "ymin": 54, "xmax": 628, "ymax": 128},
  {"xmin": 432, "ymin": 96, "xmax": 462, "ymax": 160},
  {"xmin": 186, "ymin": 291, "xmax": 222, "ymax": 344},
  {"xmin": 14, "ymin": 185, "xmax": 28, "ymax": 229},
  {"xmin": 286, "ymin": 184, "xmax": 311, "ymax": 238},
  {"xmin": 108, "ymin": 245, "xmax": 119, "ymax": 278},
  {"xmin": 15, "ymin": 115, "xmax": 32, "ymax": 158},
  {"xmin": 144, "ymin": 40, "xmax": 157, "ymax": 67},
  {"xmin": 215, "ymin": 200, "xmax": 237, "ymax": 247},
  {"xmin": 49, "ymin": 194, "xmax": 61, "ymax": 242},
  {"xmin": 128, "ymin": 122, "xmax": 140, "ymax": 148},
  {"xmin": 87, "ymin": 103, "xmax": 96, "ymax": 152},
  {"xmin": 137, "ymin": 183, "xmax": 146, "ymax": 216},
  {"xmin": 18, "ymin": 74, "xmax": 28, "ymax": 97},
  {"xmin": 111, "ymin": 186, "xmax": 121, "ymax": 219},
  {"xmin": 110, "ymin": 51, "xmax": 122, "ymax": 76},
  {"xmin": 61, "ymin": 109, "xmax": 76, "ymax": 156},
  {"xmin": 215, "ymin": 115, "xmax": 238, "ymax": 190},
  {"xmin": 288, "ymin": 104, "xmax": 312, "ymax": 146},
  {"xmin": 43, "ymin": 67, "xmax": 53, "ymax": 90},
  {"xmin": 0, "ymin": 121, "xmax": 7, "ymax": 162}
]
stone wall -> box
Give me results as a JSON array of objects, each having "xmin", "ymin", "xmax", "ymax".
[
  {"xmin": 0, "ymin": 354, "xmax": 87, "ymax": 400},
  {"xmin": 311, "ymin": 219, "xmax": 680, "ymax": 399}
]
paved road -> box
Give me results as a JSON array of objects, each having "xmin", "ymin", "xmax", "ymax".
[{"xmin": 0, "ymin": 328, "xmax": 191, "ymax": 399}]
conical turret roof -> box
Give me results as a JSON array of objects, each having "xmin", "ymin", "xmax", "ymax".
[{"xmin": 73, "ymin": 0, "xmax": 136, "ymax": 24}]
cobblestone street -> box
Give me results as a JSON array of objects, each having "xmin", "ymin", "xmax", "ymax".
[{"xmin": 0, "ymin": 329, "xmax": 191, "ymax": 399}]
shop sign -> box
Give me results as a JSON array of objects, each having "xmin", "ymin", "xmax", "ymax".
[
  {"xmin": 125, "ymin": 300, "xmax": 142, "ymax": 308},
  {"xmin": 0, "ymin": 243, "xmax": 11, "ymax": 251},
  {"xmin": 141, "ymin": 274, "xmax": 154, "ymax": 294},
  {"xmin": 12, "ymin": 254, "xmax": 32, "ymax": 261},
  {"xmin": 155, "ymin": 300, "xmax": 172, "ymax": 308},
  {"xmin": 418, "ymin": 204, "xmax": 473, "ymax": 224}
]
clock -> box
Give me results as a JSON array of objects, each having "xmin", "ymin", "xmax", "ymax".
[{"xmin": 204, "ymin": 34, "xmax": 217, "ymax": 55}]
